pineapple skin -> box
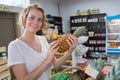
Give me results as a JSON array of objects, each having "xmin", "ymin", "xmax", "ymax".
[
  {"xmin": 57, "ymin": 35, "xmax": 69, "ymax": 53},
  {"xmin": 57, "ymin": 27, "xmax": 87, "ymax": 53}
]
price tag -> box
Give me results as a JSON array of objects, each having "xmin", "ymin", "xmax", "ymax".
[{"xmin": 85, "ymin": 65, "xmax": 99, "ymax": 79}]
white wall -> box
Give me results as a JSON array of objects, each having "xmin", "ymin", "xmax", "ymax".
[
  {"xmin": 59, "ymin": 0, "xmax": 120, "ymax": 34},
  {"xmin": 30, "ymin": 0, "xmax": 59, "ymax": 16},
  {"xmin": 1, "ymin": 0, "xmax": 120, "ymax": 34}
]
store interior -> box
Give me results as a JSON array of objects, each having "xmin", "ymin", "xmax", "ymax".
[{"xmin": 0, "ymin": 0, "xmax": 120, "ymax": 80}]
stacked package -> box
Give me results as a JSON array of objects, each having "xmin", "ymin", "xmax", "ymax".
[{"xmin": 0, "ymin": 46, "xmax": 11, "ymax": 80}]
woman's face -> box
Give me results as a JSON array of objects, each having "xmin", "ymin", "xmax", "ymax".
[{"xmin": 25, "ymin": 8, "xmax": 43, "ymax": 33}]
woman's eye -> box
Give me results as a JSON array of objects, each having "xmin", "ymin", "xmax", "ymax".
[
  {"xmin": 38, "ymin": 18, "xmax": 43, "ymax": 22},
  {"xmin": 30, "ymin": 17, "xmax": 34, "ymax": 20}
]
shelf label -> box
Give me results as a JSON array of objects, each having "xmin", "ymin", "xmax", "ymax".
[{"xmin": 85, "ymin": 65, "xmax": 99, "ymax": 79}]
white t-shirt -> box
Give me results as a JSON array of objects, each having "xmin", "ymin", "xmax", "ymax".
[{"xmin": 8, "ymin": 36, "xmax": 52, "ymax": 80}]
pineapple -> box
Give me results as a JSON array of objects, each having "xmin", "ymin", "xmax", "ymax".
[
  {"xmin": 57, "ymin": 27, "xmax": 87, "ymax": 53},
  {"xmin": 106, "ymin": 58, "xmax": 120, "ymax": 80},
  {"xmin": 92, "ymin": 57, "xmax": 106, "ymax": 80}
]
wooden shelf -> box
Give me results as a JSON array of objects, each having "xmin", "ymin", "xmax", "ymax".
[{"xmin": 0, "ymin": 47, "xmax": 11, "ymax": 80}]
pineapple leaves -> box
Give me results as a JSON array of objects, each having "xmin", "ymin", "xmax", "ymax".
[
  {"xmin": 93, "ymin": 57, "xmax": 105, "ymax": 71},
  {"xmin": 73, "ymin": 27, "xmax": 87, "ymax": 37},
  {"xmin": 106, "ymin": 58, "xmax": 120, "ymax": 80},
  {"xmin": 92, "ymin": 57, "xmax": 105, "ymax": 80}
]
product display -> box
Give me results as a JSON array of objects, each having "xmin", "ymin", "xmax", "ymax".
[
  {"xmin": 70, "ymin": 13, "xmax": 106, "ymax": 59},
  {"xmin": 53, "ymin": 57, "xmax": 119, "ymax": 80},
  {"xmin": 0, "ymin": 46, "xmax": 11, "ymax": 80}
]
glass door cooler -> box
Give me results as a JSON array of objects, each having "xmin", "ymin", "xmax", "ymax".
[{"xmin": 106, "ymin": 15, "xmax": 120, "ymax": 55}]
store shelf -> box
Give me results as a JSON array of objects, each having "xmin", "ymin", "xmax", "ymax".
[
  {"xmin": 46, "ymin": 15, "xmax": 63, "ymax": 35},
  {"xmin": 107, "ymin": 48, "xmax": 120, "ymax": 55},
  {"xmin": 107, "ymin": 40, "xmax": 120, "ymax": 42},
  {"xmin": 108, "ymin": 33, "xmax": 120, "ymax": 35},
  {"xmin": 70, "ymin": 13, "xmax": 107, "ymax": 59},
  {"xmin": 0, "ymin": 46, "xmax": 11, "ymax": 80}
]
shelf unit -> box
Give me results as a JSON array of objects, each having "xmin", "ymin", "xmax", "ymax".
[
  {"xmin": 37, "ymin": 15, "xmax": 63, "ymax": 35},
  {"xmin": 0, "ymin": 46, "xmax": 11, "ymax": 80},
  {"xmin": 46, "ymin": 15, "xmax": 63, "ymax": 35},
  {"xmin": 53, "ymin": 16, "xmax": 63, "ymax": 35},
  {"xmin": 70, "ymin": 13, "xmax": 107, "ymax": 59},
  {"xmin": 106, "ymin": 15, "xmax": 120, "ymax": 56}
]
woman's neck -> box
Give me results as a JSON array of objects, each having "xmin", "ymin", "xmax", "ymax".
[{"xmin": 20, "ymin": 29, "xmax": 36, "ymax": 42}]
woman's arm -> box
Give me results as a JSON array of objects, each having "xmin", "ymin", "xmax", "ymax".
[{"xmin": 53, "ymin": 34, "xmax": 78, "ymax": 68}]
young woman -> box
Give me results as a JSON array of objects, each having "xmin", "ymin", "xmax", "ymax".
[{"xmin": 7, "ymin": 3, "xmax": 78, "ymax": 80}]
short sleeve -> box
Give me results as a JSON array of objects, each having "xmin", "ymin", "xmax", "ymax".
[{"xmin": 7, "ymin": 41, "xmax": 24, "ymax": 67}]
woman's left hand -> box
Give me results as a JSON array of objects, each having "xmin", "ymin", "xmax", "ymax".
[{"xmin": 67, "ymin": 34, "xmax": 78, "ymax": 54}]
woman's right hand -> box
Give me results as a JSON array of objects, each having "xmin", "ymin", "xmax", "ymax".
[{"xmin": 46, "ymin": 41, "xmax": 59, "ymax": 64}]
